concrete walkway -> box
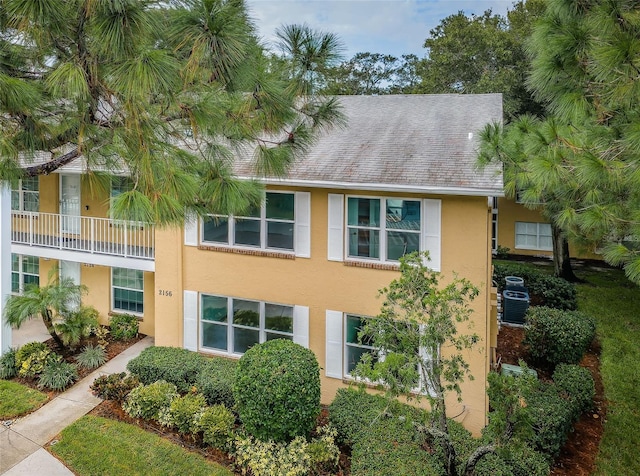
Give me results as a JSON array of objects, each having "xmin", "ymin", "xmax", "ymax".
[{"xmin": 0, "ymin": 336, "xmax": 154, "ymax": 475}]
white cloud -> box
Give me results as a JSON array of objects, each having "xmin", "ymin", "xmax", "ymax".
[{"xmin": 247, "ymin": 0, "xmax": 512, "ymax": 59}]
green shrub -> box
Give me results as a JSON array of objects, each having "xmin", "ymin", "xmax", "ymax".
[
  {"xmin": 161, "ymin": 393, "xmax": 207, "ymax": 434},
  {"xmin": 55, "ymin": 307, "xmax": 99, "ymax": 347},
  {"xmin": 524, "ymin": 306, "xmax": 596, "ymax": 367},
  {"xmin": 526, "ymin": 382, "xmax": 576, "ymax": 458},
  {"xmin": 553, "ymin": 364, "xmax": 595, "ymax": 417},
  {"xmin": 328, "ymin": 388, "xmax": 391, "ymax": 447},
  {"xmin": 197, "ymin": 404, "xmax": 236, "ymax": 450},
  {"xmin": 75, "ymin": 344, "xmax": 107, "ymax": 369},
  {"xmin": 38, "ymin": 361, "xmax": 78, "ymax": 390},
  {"xmin": 233, "ymin": 433, "xmax": 311, "ymax": 476},
  {"xmin": 0, "ymin": 348, "xmax": 17, "ymax": 379},
  {"xmin": 234, "ymin": 339, "xmax": 320, "ymax": 442},
  {"xmin": 110, "ymin": 313, "xmax": 139, "ymax": 340},
  {"xmin": 90, "ymin": 372, "xmax": 140, "ymax": 401},
  {"xmin": 126, "ymin": 346, "xmax": 205, "ymax": 393},
  {"xmin": 19, "ymin": 349, "xmax": 61, "ymax": 378},
  {"xmin": 350, "ymin": 409, "xmax": 441, "ymax": 476},
  {"xmin": 123, "ymin": 380, "xmax": 178, "ymax": 420},
  {"xmin": 307, "ymin": 425, "xmax": 340, "ymax": 472},
  {"xmin": 15, "ymin": 341, "xmax": 48, "ymax": 368},
  {"xmin": 196, "ymin": 357, "xmax": 237, "ymax": 408},
  {"xmin": 493, "ymin": 263, "xmax": 577, "ymax": 310},
  {"xmin": 475, "ymin": 443, "xmax": 549, "ymax": 476}
]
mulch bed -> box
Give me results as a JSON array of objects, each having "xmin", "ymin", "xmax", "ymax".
[{"xmin": 496, "ymin": 325, "xmax": 605, "ymax": 476}]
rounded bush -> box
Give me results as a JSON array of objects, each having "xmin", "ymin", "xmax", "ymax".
[
  {"xmin": 110, "ymin": 313, "xmax": 139, "ymax": 340},
  {"xmin": 524, "ymin": 306, "xmax": 596, "ymax": 367},
  {"xmin": 163, "ymin": 393, "xmax": 207, "ymax": 434},
  {"xmin": 328, "ymin": 388, "xmax": 391, "ymax": 447},
  {"xmin": 526, "ymin": 382, "xmax": 575, "ymax": 457},
  {"xmin": 123, "ymin": 380, "xmax": 178, "ymax": 420},
  {"xmin": 90, "ymin": 372, "xmax": 140, "ymax": 401},
  {"xmin": 196, "ymin": 357, "xmax": 237, "ymax": 408},
  {"xmin": 553, "ymin": 364, "xmax": 595, "ymax": 417},
  {"xmin": 233, "ymin": 339, "xmax": 320, "ymax": 442},
  {"xmin": 197, "ymin": 404, "xmax": 236, "ymax": 450},
  {"xmin": 19, "ymin": 349, "xmax": 61, "ymax": 378},
  {"xmin": 15, "ymin": 342, "xmax": 48, "ymax": 369}
]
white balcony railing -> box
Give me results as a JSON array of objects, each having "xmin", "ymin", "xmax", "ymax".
[{"xmin": 11, "ymin": 211, "xmax": 154, "ymax": 260}]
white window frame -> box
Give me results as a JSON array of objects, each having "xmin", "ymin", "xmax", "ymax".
[
  {"xmin": 11, "ymin": 177, "xmax": 39, "ymax": 212},
  {"xmin": 11, "ymin": 254, "xmax": 39, "ymax": 294},
  {"xmin": 200, "ymin": 294, "xmax": 295, "ymax": 356},
  {"xmin": 344, "ymin": 314, "xmax": 377, "ymax": 378},
  {"xmin": 345, "ymin": 195, "xmax": 422, "ymax": 263},
  {"xmin": 201, "ymin": 191, "xmax": 296, "ymax": 252},
  {"xmin": 515, "ymin": 221, "xmax": 552, "ymax": 251},
  {"xmin": 111, "ymin": 268, "xmax": 144, "ymax": 315}
]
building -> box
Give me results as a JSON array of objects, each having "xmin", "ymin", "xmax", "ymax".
[{"xmin": 3, "ymin": 94, "xmax": 503, "ymax": 435}]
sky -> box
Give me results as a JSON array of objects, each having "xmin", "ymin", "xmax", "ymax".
[{"xmin": 246, "ymin": 0, "xmax": 514, "ymax": 59}]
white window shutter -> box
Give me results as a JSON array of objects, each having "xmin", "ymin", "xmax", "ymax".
[
  {"xmin": 422, "ymin": 199, "xmax": 441, "ymax": 272},
  {"xmin": 184, "ymin": 213, "xmax": 198, "ymax": 247},
  {"xmin": 294, "ymin": 192, "xmax": 311, "ymax": 258},
  {"xmin": 183, "ymin": 291, "xmax": 198, "ymax": 351},
  {"xmin": 325, "ymin": 310, "xmax": 343, "ymax": 378},
  {"xmin": 327, "ymin": 194, "xmax": 344, "ymax": 261},
  {"xmin": 293, "ymin": 305, "xmax": 310, "ymax": 348}
]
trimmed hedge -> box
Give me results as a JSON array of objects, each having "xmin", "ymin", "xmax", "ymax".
[
  {"xmin": 474, "ymin": 444, "xmax": 550, "ymax": 476},
  {"xmin": 328, "ymin": 388, "xmax": 392, "ymax": 447},
  {"xmin": 123, "ymin": 380, "xmax": 178, "ymax": 420},
  {"xmin": 233, "ymin": 339, "xmax": 320, "ymax": 442},
  {"xmin": 494, "ymin": 263, "xmax": 577, "ymax": 310},
  {"xmin": 196, "ymin": 357, "xmax": 237, "ymax": 408},
  {"xmin": 126, "ymin": 346, "xmax": 206, "ymax": 393},
  {"xmin": 524, "ymin": 306, "xmax": 596, "ymax": 367},
  {"xmin": 553, "ymin": 364, "xmax": 595, "ymax": 417},
  {"xmin": 526, "ymin": 382, "xmax": 576, "ymax": 458}
]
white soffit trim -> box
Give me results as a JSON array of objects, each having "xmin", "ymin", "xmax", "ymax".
[{"xmin": 238, "ymin": 177, "xmax": 505, "ymax": 197}]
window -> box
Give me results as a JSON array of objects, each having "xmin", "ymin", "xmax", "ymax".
[
  {"xmin": 347, "ymin": 197, "xmax": 421, "ymax": 262},
  {"xmin": 11, "ymin": 177, "xmax": 39, "ymax": 212},
  {"xmin": 11, "ymin": 254, "xmax": 39, "ymax": 293},
  {"xmin": 344, "ymin": 314, "xmax": 376, "ymax": 375},
  {"xmin": 202, "ymin": 192, "xmax": 295, "ymax": 251},
  {"xmin": 110, "ymin": 176, "xmax": 133, "ymax": 218},
  {"xmin": 515, "ymin": 222, "xmax": 552, "ymax": 251},
  {"xmin": 112, "ymin": 268, "xmax": 144, "ymax": 314},
  {"xmin": 201, "ymin": 294, "xmax": 294, "ymax": 354}
]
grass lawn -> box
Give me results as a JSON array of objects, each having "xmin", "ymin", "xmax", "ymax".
[
  {"xmin": 574, "ymin": 266, "xmax": 640, "ymax": 476},
  {"xmin": 50, "ymin": 415, "xmax": 232, "ymax": 476},
  {"xmin": 0, "ymin": 380, "xmax": 48, "ymax": 419}
]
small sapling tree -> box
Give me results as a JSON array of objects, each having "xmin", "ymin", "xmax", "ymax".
[{"xmin": 354, "ymin": 252, "xmax": 530, "ymax": 475}]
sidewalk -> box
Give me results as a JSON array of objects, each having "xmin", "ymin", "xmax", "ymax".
[{"xmin": 0, "ymin": 336, "xmax": 154, "ymax": 475}]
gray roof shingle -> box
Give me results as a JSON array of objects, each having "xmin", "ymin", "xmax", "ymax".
[{"xmin": 239, "ymin": 94, "xmax": 504, "ymax": 196}]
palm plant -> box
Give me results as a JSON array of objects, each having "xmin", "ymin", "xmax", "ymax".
[{"xmin": 3, "ymin": 273, "xmax": 88, "ymax": 351}]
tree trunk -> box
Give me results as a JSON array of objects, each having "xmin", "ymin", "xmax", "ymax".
[
  {"xmin": 24, "ymin": 148, "xmax": 79, "ymax": 177},
  {"xmin": 463, "ymin": 444, "xmax": 496, "ymax": 476},
  {"xmin": 551, "ymin": 224, "xmax": 580, "ymax": 282},
  {"xmin": 42, "ymin": 310, "xmax": 65, "ymax": 350}
]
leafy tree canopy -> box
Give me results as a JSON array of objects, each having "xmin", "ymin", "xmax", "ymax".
[{"xmin": 0, "ymin": 0, "xmax": 344, "ymax": 224}]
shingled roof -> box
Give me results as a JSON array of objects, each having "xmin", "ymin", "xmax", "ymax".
[{"xmin": 239, "ymin": 94, "xmax": 504, "ymax": 196}]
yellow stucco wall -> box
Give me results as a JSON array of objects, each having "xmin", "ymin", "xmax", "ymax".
[
  {"xmin": 153, "ymin": 187, "xmax": 495, "ymax": 436},
  {"xmin": 497, "ymin": 197, "xmax": 601, "ymax": 260}
]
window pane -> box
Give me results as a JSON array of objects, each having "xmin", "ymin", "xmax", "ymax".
[
  {"xmin": 386, "ymin": 200, "xmax": 420, "ymax": 230},
  {"xmin": 202, "ymin": 295, "xmax": 227, "ymax": 322},
  {"xmin": 111, "ymin": 177, "xmax": 132, "ymax": 197},
  {"xmin": 266, "ymin": 193, "xmax": 294, "ymax": 220},
  {"xmin": 113, "ymin": 288, "xmax": 143, "ymax": 313},
  {"xmin": 22, "ymin": 256, "xmax": 39, "ymax": 274},
  {"xmin": 11, "ymin": 254, "xmax": 19, "ymax": 272},
  {"xmin": 387, "ymin": 231, "xmax": 420, "ymax": 261},
  {"xmin": 266, "ymin": 222, "xmax": 293, "ymax": 250},
  {"xmin": 233, "ymin": 327, "xmax": 259, "ymax": 353},
  {"xmin": 11, "ymin": 191, "xmax": 19, "ymax": 210},
  {"xmin": 22, "ymin": 177, "xmax": 39, "ymax": 192},
  {"xmin": 346, "ymin": 345, "xmax": 372, "ymax": 374},
  {"xmin": 232, "ymin": 300, "xmax": 260, "ymax": 327},
  {"xmin": 347, "ymin": 198, "xmax": 380, "ymax": 227},
  {"xmin": 539, "ymin": 236, "xmax": 553, "ymax": 249},
  {"xmin": 24, "ymin": 192, "xmax": 39, "ymax": 212},
  {"xmin": 266, "ymin": 333, "xmax": 293, "ymax": 342},
  {"xmin": 203, "ymin": 216, "xmax": 229, "ymax": 244},
  {"xmin": 234, "ymin": 219, "xmax": 261, "ymax": 246},
  {"xmin": 238, "ymin": 204, "xmax": 260, "ymax": 218},
  {"xmin": 348, "ymin": 228, "xmax": 380, "ymax": 258},
  {"xmin": 11, "ymin": 273, "xmax": 19, "ymax": 293},
  {"xmin": 265, "ymin": 304, "xmax": 293, "ymax": 333},
  {"xmin": 112, "ymin": 268, "xmax": 143, "ymax": 290},
  {"xmin": 346, "ymin": 315, "xmax": 363, "ymax": 344},
  {"xmin": 202, "ymin": 322, "xmax": 227, "ymax": 351},
  {"xmin": 23, "ymin": 274, "xmax": 39, "ymax": 287}
]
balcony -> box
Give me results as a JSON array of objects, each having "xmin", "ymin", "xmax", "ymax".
[{"xmin": 11, "ymin": 211, "xmax": 155, "ymax": 261}]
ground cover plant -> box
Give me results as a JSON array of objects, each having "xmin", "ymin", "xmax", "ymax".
[{"xmin": 0, "ymin": 380, "xmax": 48, "ymax": 419}]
